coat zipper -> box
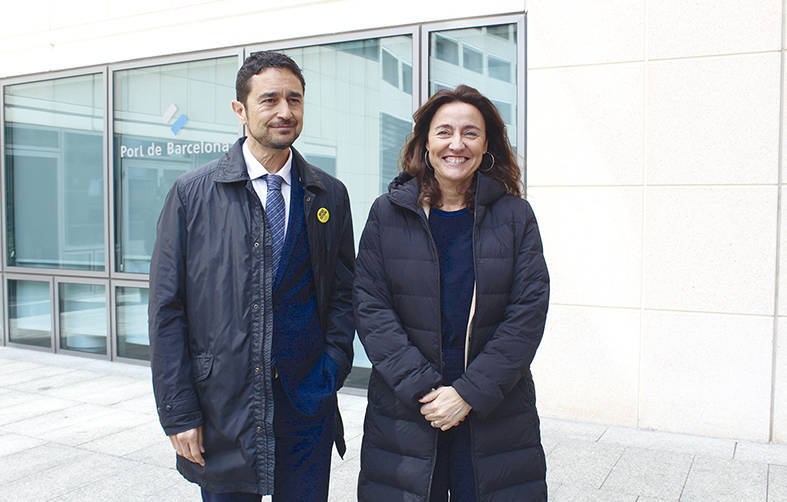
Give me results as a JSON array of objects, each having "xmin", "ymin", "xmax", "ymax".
[
  {"xmin": 417, "ymin": 206, "xmax": 443, "ymax": 502},
  {"xmin": 468, "ymin": 198, "xmax": 483, "ymax": 502}
]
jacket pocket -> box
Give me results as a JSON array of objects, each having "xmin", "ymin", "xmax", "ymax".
[{"xmin": 192, "ymin": 352, "xmax": 214, "ymax": 382}]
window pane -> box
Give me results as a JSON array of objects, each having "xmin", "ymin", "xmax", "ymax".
[
  {"xmin": 382, "ymin": 50, "xmax": 399, "ymax": 88},
  {"xmin": 4, "ymin": 74, "xmax": 105, "ymax": 270},
  {"xmin": 401, "ymin": 62, "xmax": 413, "ymax": 95},
  {"xmin": 114, "ymin": 57, "xmax": 238, "ymax": 274},
  {"xmin": 488, "ymin": 56, "xmax": 511, "ymax": 82},
  {"xmin": 279, "ymin": 34, "xmax": 413, "ymax": 372},
  {"xmin": 429, "ymin": 24, "xmax": 519, "ymax": 150},
  {"xmin": 434, "ymin": 35, "xmax": 459, "ymax": 65},
  {"xmin": 116, "ymin": 286, "xmax": 149, "ymax": 360},
  {"xmin": 59, "ymin": 283, "xmax": 107, "ymax": 354},
  {"xmin": 8, "ymin": 279, "xmax": 51, "ymax": 348},
  {"xmin": 463, "ymin": 46, "xmax": 483, "ymax": 73}
]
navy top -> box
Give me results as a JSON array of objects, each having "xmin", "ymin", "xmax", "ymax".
[{"xmin": 429, "ymin": 207, "xmax": 475, "ymax": 383}]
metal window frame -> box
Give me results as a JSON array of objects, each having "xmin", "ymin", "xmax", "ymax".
[
  {"xmin": 110, "ymin": 278, "xmax": 150, "ymax": 366},
  {"xmin": 419, "ymin": 13, "xmax": 527, "ymax": 183},
  {"xmin": 108, "ymin": 48, "xmax": 245, "ymax": 281},
  {"xmin": 54, "ymin": 276, "xmax": 111, "ymax": 360},
  {"xmin": 1, "ymin": 67, "xmax": 109, "ymax": 278},
  {"xmin": 4, "ymin": 273, "xmax": 55, "ymax": 352}
]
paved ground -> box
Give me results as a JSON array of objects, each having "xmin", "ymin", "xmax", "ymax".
[{"xmin": 1, "ymin": 346, "xmax": 787, "ymax": 501}]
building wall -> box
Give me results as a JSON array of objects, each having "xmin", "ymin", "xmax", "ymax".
[
  {"xmin": 526, "ymin": 0, "xmax": 785, "ymax": 442},
  {"xmin": 3, "ymin": 0, "xmax": 787, "ymax": 443},
  {"xmin": 0, "ymin": 0, "xmax": 525, "ymax": 78}
]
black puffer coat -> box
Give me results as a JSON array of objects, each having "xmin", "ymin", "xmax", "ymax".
[{"xmin": 354, "ymin": 172, "xmax": 550, "ymax": 501}]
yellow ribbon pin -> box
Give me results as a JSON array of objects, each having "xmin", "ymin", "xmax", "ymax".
[{"xmin": 317, "ymin": 207, "xmax": 330, "ymax": 223}]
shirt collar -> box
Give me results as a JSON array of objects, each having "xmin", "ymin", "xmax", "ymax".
[{"xmin": 242, "ymin": 140, "xmax": 292, "ymax": 186}]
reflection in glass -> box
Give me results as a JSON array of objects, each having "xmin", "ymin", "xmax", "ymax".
[
  {"xmin": 8, "ymin": 280, "xmax": 51, "ymax": 348},
  {"xmin": 280, "ymin": 34, "xmax": 413, "ymax": 372},
  {"xmin": 429, "ymin": 24, "xmax": 519, "ymax": 150},
  {"xmin": 4, "ymin": 74, "xmax": 105, "ymax": 270},
  {"xmin": 59, "ymin": 283, "xmax": 107, "ymax": 354},
  {"xmin": 116, "ymin": 286, "xmax": 149, "ymax": 360},
  {"xmin": 114, "ymin": 57, "xmax": 238, "ymax": 274}
]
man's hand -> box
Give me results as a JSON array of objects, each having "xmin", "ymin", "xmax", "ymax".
[
  {"xmin": 419, "ymin": 386, "xmax": 472, "ymax": 431},
  {"xmin": 169, "ymin": 426, "xmax": 205, "ymax": 466}
]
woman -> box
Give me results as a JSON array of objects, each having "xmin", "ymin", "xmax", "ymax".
[{"xmin": 354, "ymin": 84, "xmax": 550, "ymax": 502}]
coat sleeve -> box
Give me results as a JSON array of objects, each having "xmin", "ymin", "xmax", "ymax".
[
  {"xmin": 322, "ymin": 185, "xmax": 355, "ymax": 388},
  {"xmin": 452, "ymin": 201, "xmax": 550, "ymax": 419},
  {"xmin": 354, "ymin": 200, "xmax": 443, "ymax": 408},
  {"xmin": 148, "ymin": 182, "xmax": 203, "ymax": 436}
]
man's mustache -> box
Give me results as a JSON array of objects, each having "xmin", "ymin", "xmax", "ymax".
[{"xmin": 269, "ymin": 120, "xmax": 297, "ymax": 128}]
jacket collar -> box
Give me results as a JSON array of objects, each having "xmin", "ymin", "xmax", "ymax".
[
  {"xmin": 387, "ymin": 171, "xmax": 507, "ymax": 212},
  {"xmin": 214, "ymin": 137, "xmax": 325, "ymax": 193}
]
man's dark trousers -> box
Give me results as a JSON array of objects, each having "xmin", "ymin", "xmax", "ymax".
[{"xmin": 201, "ymin": 378, "xmax": 334, "ymax": 502}]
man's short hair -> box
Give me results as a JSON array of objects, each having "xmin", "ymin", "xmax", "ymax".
[{"xmin": 235, "ymin": 51, "xmax": 306, "ymax": 104}]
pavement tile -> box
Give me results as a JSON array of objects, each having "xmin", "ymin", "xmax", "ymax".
[
  {"xmin": 72, "ymin": 412, "xmax": 166, "ymax": 456},
  {"xmin": 4, "ymin": 452, "xmax": 138, "ymax": 501},
  {"xmin": 769, "ymin": 464, "xmax": 787, "ymax": 502},
  {"xmin": 128, "ymin": 438, "xmax": 178, "ymax": 469},
  {"xmin": 112, "ymin": 393, "xmax": 158, "ymax": 415},
  {"xmin": 736, "ymin": 441, "xmax": 787, "ymax": 467},
  {"xmin": 40, "ymin": 375, "xmax": 153, "ymax": 405},
  {"xmin": 541, "ymin": 417, "xmax": 608, "ymax": 442},
  {"xmin": 0, "ymin": 403, "xmax": 115, "ymax": 436},
  {"xmin": 328, "ymin": 453, "xmax": 360, "ymax": 502},
  {"xmin": 143, "ymin": 479, "xmax": 203, "ymax": 502},
  {"xmin": 80, "ymin": 419, "xmax": 166, "ymax": 455},
  {"xmin": 546, "ymin": 439, "xmax": 624, "ymax": 489},
  {"xmin": 0, "ymin": 360, "xmax": 42, "ymax": 376},
  {"xmin": 601, "ymin": 447, "xmax": 693, "ymax": 499},
  {"xmin": 550, "ymin": 484, "xmax": 637, "ymax": 501},
  {"xmin": 0, "ymin": 443, "xmax": 87, "ymax": 485},
  {"xmin": 599, "ymin": 426, "xmax": 735, "ymax": 459},
  {"xmin": 45, "ymin": 408, "xmax": 151, "ymax": 446},
  {"xmin": 0, "ymin": 432, "xmax": 46, "ymax": 458},
  {"xmin": 7, "ymin": 369, "xmax": 103, "ymax": 393},
  {"xmin": 53, "ymin": 461, "xmax": 182, "ymax": 501},
  {"xmin": 0, "ymin": 365, "xmax": 75, "ymax": 386},
  {"xmin": 680, "ymin": 456, "xmax": 767, "ymax": 501},
  {"xmin": 0, "ymin": 395, "xmax": 78, "ymax": 426}
]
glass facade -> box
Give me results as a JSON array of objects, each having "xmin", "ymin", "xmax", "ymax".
[
  {"xmin": 115, "ymin": 286, "xmax": 149, "ymax": 361},
  {"xmin": 59, "ymin": 282, "xmax": 107, "ymax": 354},
  {"xmin": 0, "ymin": 15, "xmax": 524, "ymax": 381},
  {"xmin": 429, "ymin": 24, "xmax": 519, "ymax": 150},
  {"xmin": 8, "ymin": 279, "xmax": 51, "ymax": 348},
  {"xmin": 280, "ymin": 35, "xmax": 414, "ymax": 371},
  {"xmin": 4, "ymin": 74, "xmax": 105, "ymax": 271},
  {"xmin": 113, "ymin": 58, "xmax": 238, "ymax": 274}
]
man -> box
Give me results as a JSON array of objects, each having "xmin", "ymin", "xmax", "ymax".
[{"xmin": 148, "ymin": 51, "xmax": 354, "ymax": 501}]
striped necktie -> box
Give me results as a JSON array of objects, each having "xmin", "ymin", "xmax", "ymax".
[{"xmin": 263, "ymin": 174, "xmax": 285, "ymax": 274}]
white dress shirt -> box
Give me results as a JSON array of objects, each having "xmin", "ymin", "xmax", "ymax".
[{"xmin": 243, "ymin": 140, "xmax": 292, "ymax": 236}]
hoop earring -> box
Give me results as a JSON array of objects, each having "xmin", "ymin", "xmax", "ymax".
[
  {"xmin": 424, "ymin": 150, "xmax": 434, "ymax": 171},
  {"xmin": 480, "ymin": 152, "xmax": 495, "ymax": 173}
]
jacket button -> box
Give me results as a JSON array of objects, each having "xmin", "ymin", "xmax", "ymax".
[
  {"xmin": 257, "ymin": 426, "xmax": 261, "ymax": 431},
  {"xmin": 165, "ymin": 405, "xmax": 172, "ymax": 411},
  {"xmin": 255, "ymin": 367, "xmax": 260, "ymax": 373},
  {"xmin": 253, "ymin": 241, "xmax": 260, "ymax": 248},
  {"xmin": 252, "ymin": 303, "xmax": 259, "ymax": 310}
]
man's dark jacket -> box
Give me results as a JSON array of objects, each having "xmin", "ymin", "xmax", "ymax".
[
  {"xmin": 148, "ymin": 138, "xmax": 354, "ymax": 494},
  {"xmin": 354, "ymin": 172, "xmax": 549, "ymax": 501}
]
